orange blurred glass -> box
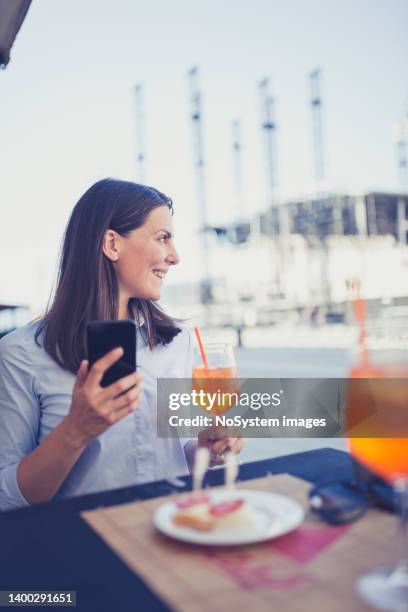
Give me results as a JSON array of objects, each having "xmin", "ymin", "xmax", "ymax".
[
  {"xmin": 192, "ymin": 343, "xmax": 239, "ymax": 416},
  {"xmin": 345, "ymin": 320, "xmax": 408, "ymax": 609},
  {"xmin": 347, "ymin": 363, "xmax": 408, "ymax": 483}
]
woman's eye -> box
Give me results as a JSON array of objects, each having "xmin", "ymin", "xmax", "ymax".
[{"xmin": 158, "ymin": 236, "xmax": 167, "ymax": 244}]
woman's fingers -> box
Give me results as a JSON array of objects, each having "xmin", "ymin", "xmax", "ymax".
[
  {"xmin": 197, "ymin": 427, "xmax": 213, "ymax": 447},
  {"xmin": 86, "ymin": 347, "xmax": 124, "ymax": 387},
  {"xmin": 73, "ymin": 359, "xmax": 89, "ymax": 392},
  {"xmin": 68, "ymin": 351, "xmax": 143, "ymax": 443},
  {"xmin": 229, "ymin": 437, "xmax": 245, "ymax": 454},
  {"xmin": 94, "ymin": 383, "xmax": 142, "ymax": 426},
  {"xmin": 211, "ymin": 437, "xmax": 236, "ymax": 455},
  {"xmin": 110, "ymin": 382, "xmax": 142, "ymax": 411},
  {"xmin": 211, "ymin": 437, "xmax": 244, "ymax": 456},
  {"xmin": 102, "ymin": 371, "xmax": 142, "ymax": 400},
  {"xmin": 110, "ymin": 399, "xmax": 140, "ymax": 423}
]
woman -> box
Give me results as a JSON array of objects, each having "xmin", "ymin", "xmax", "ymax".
[{"xmin": 0, "ymin": 179, "xmax": 243, "ymax": 511}]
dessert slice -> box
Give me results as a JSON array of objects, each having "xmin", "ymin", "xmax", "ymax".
[
  {"xmin": 209, "ymin": 499, "xmax": 253, "ymax": 529},
  {"xmin": 172, "ymin": 494, "xmax": 214, "ymax": 531}
]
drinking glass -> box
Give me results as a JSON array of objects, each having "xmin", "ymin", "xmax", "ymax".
[
  {"xmin": 345, "ymin": 321, "xmax": 408, "ymax": 610},
  {"xmin": 192, "ymin": 342, "xmax": 239, "ymax": 416}
]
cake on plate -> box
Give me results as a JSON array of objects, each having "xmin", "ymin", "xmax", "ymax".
[
  {"xmin": 172, "ymin": 494, "xmax": 214, "ymax": 531},
  {"xmin": 172, "ymin": 494, "xmax": 253, "ymax": 531}
]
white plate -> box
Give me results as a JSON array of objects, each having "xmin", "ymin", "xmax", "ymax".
[{"xmin": 153, "ymin": 489, "xmax": 304, "ymax": 546}]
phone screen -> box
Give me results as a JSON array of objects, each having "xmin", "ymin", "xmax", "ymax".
[{"xmin": 87, "ymin": 321, "xmax": 137, "ymax": 388}]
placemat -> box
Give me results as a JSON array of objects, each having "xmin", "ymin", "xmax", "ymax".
[{"xmin": 82, "ymin": 474, "xmax": 395, "ymax": 612}]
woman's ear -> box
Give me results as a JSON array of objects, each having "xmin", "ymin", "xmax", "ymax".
[{"xmin": 102, "ymin": 229, "xmax": 121, "ymax": 262}]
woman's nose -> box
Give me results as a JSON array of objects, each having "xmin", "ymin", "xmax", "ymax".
[{"xmin": 166, "ymin": 244, "xmax": 180, "ymax": 265}]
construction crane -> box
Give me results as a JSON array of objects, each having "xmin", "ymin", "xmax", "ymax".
[
  {"xmin": 394, "ymin": 114, "xmax": 408, "ymax": 243},
  {"xmin": 258, "ymin": 78, "xmax": 284, "ymax": 296},
  {"xmin": 309, "ymin": 68, "xmax": 331, "ymax": 306},
  {"xmin": 394, "ymin": 115, "xmax": 408, "ymax": 193},
  {"xmin": 259, "ymin": 78, "xmax": 278, "ymax": 202},
  {"xmin": 309, "ymin": 68, "xmax": 325, "ymax": 183},
  {"xmin": 187, "ymin": 66, "xmax": 212, "ymax": 305},
  {"xmin": 229, "ymin": 119, "xmax": 251, "ymax": 244},
  {"xmin": 232, "ymin": 119, "xmax": 244, "ymax": 220},
  {"xmin": 134, "ymin": 84, "xmax": 145, "ymax": 182}
]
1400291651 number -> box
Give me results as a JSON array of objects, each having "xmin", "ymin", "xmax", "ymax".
[{"xmin": 2, "ymin": 591, "xmax": 76, "ymax": 606}]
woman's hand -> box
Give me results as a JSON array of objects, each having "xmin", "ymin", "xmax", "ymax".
[
  {"xmin": 64, "ymin": 347, "xmax": 143, "ymax": 448},
  {"xmin": 197, "ymin": 428, "xmax": 245, "ymax": 466}
]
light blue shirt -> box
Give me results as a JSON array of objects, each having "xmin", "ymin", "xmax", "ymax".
[{"xmin": 0, "ymin": 320, "xmax": 194, "ymax": 511}]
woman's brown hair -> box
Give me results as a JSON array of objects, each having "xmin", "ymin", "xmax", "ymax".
[{"xmin": 35, "ymin": 178, "xmax": 181, "ymax": 374}]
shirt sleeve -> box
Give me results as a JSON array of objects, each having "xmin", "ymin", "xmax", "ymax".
[{"xmin": 0, "ymin": 334, "xmax": 39, "ymax": 511}]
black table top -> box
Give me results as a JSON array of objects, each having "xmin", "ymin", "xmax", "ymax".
[{"xmin": 0, "ymin": 448, "xmax": 353, "ymax": 612}]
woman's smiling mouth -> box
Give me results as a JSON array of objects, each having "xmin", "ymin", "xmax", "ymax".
[{"xmin": 152, "ymin": 269, "xmax": 167, "ymax": 280}]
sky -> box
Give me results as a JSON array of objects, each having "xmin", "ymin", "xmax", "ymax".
[{"xmin": 0, "ymin": 0, "xmax": 407, "ymax": 310}]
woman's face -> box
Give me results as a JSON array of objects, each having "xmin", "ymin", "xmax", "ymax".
[{"xmin": 110, "ymin": 205, "xmax": 180, "ymax": 301}]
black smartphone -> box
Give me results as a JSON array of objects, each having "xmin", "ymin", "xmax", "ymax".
[{"xmin": 86, "ymin": 321, "xmax": 137, "ymax": 388}]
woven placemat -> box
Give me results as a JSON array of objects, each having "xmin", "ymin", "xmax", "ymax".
[{"xmin": 82, "ymin": 474, "xmax": 395, "ymax": 612}]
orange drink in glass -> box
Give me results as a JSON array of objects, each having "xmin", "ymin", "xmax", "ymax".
[
  {"xmin": 348, "ymin": 363, "xmax": 408, "ymax": 482},
  {"xmin": 345, "ymin": 322, "xmax": 408, "ymax": 610},
  {"xmin": 192, "ymin": 343, "xmax": 239, "ymax": 416}
]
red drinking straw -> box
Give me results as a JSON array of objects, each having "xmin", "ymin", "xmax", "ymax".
[
  {"xmin": 351, "ymin": 279, "xmax": 368, "ymax": 364},
  {"xmin": 194, "ymin": 326, "xmax": 209, "ymax": 371}
]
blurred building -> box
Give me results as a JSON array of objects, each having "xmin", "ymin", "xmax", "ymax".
[
  {"xmin": 258, "ymin": 191, "xmax": 408, "ymax": 243},
  {"xmin": 164, "ymin": 190, "xmax": 408, "ymax": 326}
]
